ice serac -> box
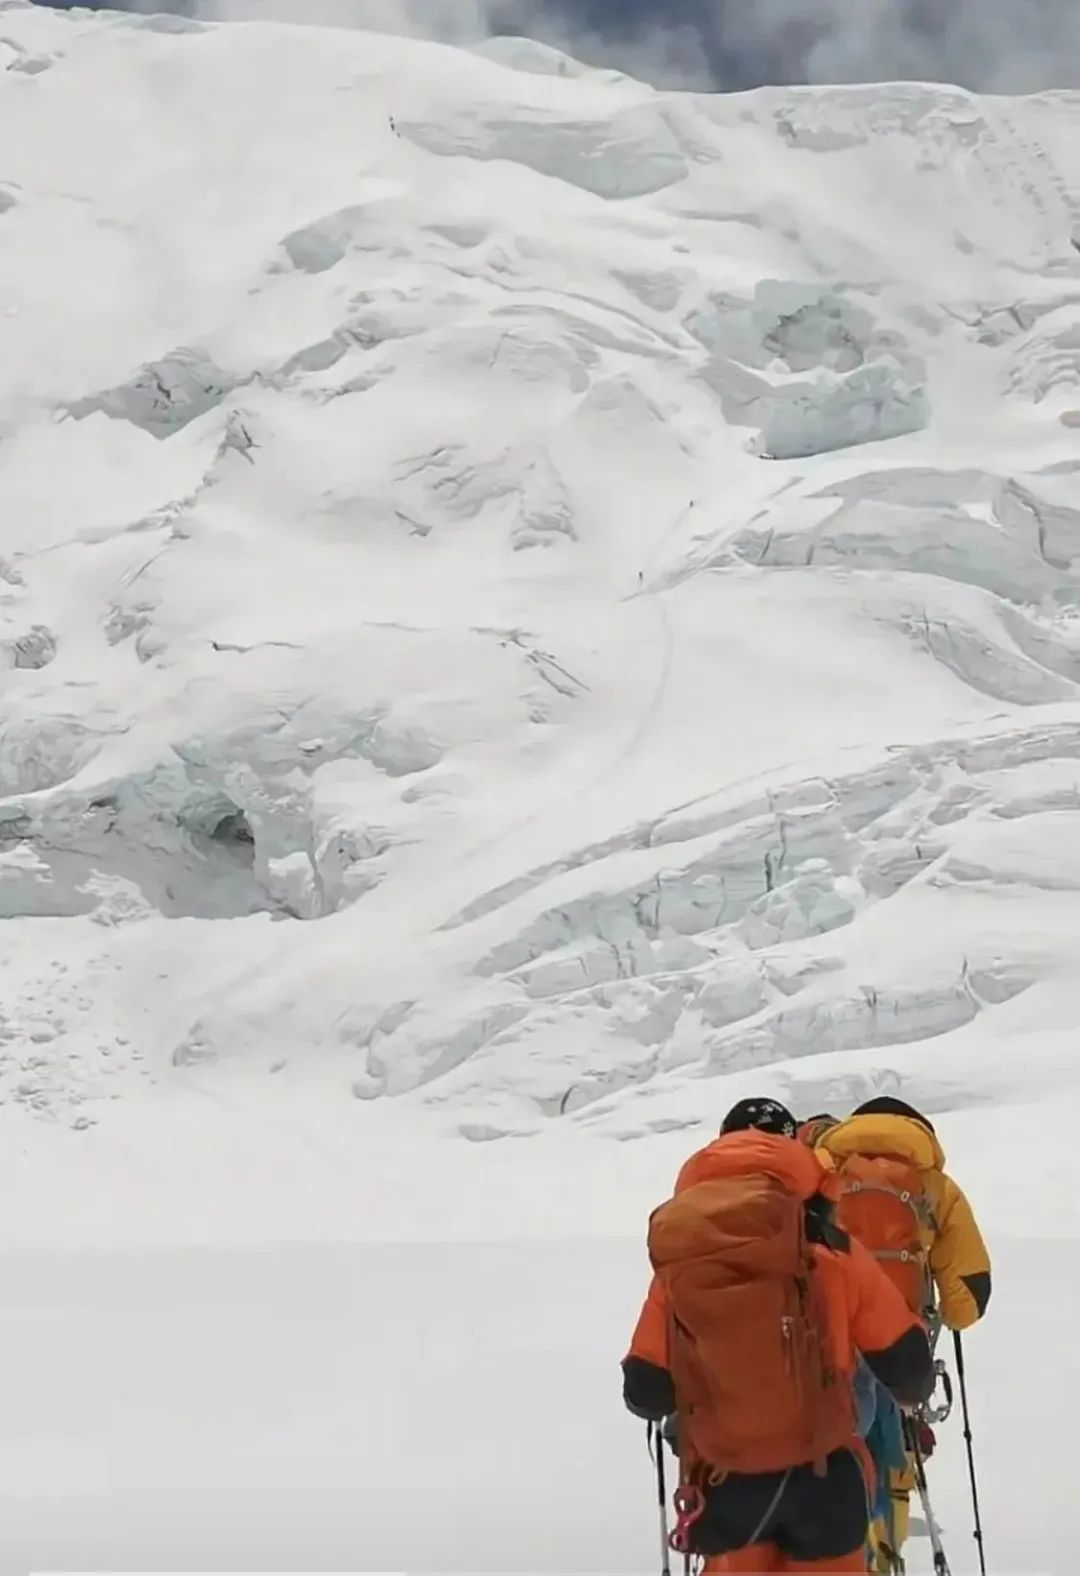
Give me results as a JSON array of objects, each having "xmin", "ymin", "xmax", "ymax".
[
  {"xmin": 0, "ymin": 5, "xmax": 1078, "ymax": 1163},
  {"xmin": 67, "ymin": 348, "xmax": 243, "ymax": 437},
  {"xmin": 689, "ymin": 281, "xmax": 930, "ymax": 458}
]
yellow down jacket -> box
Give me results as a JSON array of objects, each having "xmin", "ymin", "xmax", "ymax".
[{"xmin": 815, "ymin": 1109, "xmax": 991, "ymax": 1331}]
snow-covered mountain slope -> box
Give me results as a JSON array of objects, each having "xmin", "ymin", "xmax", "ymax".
[
  {"xmin": 2, "ymin": 0, "xmax": 1080, "ymax": 1243},
  {"xmin": 1, "ymin": 9, "xmax": 1078, "ymax": 1574}
]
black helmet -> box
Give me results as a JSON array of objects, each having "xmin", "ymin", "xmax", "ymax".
[{"xmin": 720, "ymin": 1097, "xmax": 797, "ymax": 1139}]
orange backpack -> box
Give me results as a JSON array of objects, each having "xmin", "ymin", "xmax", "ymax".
[
  {"xmin": 647, "ymin": 1173, "xmax": 854, "ymax": 1478},
  {"xmin": 830, "ymin": 1153, "xmax": 936, "ymax": 1317}
]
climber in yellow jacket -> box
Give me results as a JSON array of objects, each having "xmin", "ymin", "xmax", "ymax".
[{"xmin": 813, "ymin": 1096, "xmax": 991, "ymax": 1574}]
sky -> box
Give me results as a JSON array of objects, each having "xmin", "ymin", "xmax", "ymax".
[{"xmin": 28, "ymin": 0, "xmax": 1080, "ymax": 94}]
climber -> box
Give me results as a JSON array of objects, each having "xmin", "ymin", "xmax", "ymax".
[
  {"xmin": 799, "ymin": 1104, "xmax": 910, "ymax": 1555},
  {"xmin": 622, "ymin": 1098, "xmax": 934, "ymax": 1574},
  {"xmin": 797, "ymin": 1112, "xmax": 840, "ymax": 1146},
  {"xmin": 813, "ymin": 1096, "xmax": 991, "ymax": 1572}
]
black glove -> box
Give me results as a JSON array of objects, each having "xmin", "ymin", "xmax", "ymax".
[{"xmin": 622, "ymin": 1356, "xmax": 675, "ymax": 1421}]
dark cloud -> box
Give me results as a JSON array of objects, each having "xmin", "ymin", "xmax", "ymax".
[
  {"xmin": 29, "ymin": 0, "xmax": 1080, "ymax": 92},
  {"xmin": 533, "ymin": 0, "xmax": 1080, "ymax": 92}
]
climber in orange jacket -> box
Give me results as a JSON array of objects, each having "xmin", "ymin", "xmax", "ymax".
[{"xmin": 622, "ymin": 1098, "xmax": 934, "ymax": 1575}]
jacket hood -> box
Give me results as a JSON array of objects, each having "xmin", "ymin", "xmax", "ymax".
[
  {"xmin": 819, "ymin": 1111, "xmax": 946, "ymax": 1172},
  {"xmin": 855, "ymin": 1096, "xmax": 936, "ymax": 1134},
  {"xmin": 674, "ymin": 1129, "xmax": 827, "ymax": 1199}
]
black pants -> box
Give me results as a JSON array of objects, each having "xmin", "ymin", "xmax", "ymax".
[{"xmin": 691, "ymin": 1447, "xmax": 869, "ymax": 1561}]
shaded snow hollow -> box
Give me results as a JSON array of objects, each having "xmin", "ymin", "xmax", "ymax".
[{"xmin": 0, "ymin": 2, "xmax": 1079, "ymax": 1200}]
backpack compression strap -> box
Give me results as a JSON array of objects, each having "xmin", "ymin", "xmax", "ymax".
[
  {"xmin": 840, "ymin": 1177, "xmax": 938, "ymax": 1233},
  {"xmin": 840, "ymin": 1175, "xmax": 939, "ymax": 1313}
]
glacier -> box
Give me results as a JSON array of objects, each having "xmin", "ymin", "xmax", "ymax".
[{"xmin": 0, "ymin": 2, "xmax": 1077, "ymax": 1570}]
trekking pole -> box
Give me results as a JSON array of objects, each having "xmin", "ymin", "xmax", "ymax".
[
  {"xmin": 649, "ymin": 1423, "xmax": 672, "ymax": 1576},
  {"xmin": 906, "ymin": 1419, "xmax": 951, "ymax": 1576},
  {"xmin": 953, "ymin": 1331, "xmax": 987, "ymax": 1576}
]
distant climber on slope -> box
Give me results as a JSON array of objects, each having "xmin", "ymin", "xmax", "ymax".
[
  {"xmin": 813, "ymin": 1096, "xmax": 992, "ymax": 1573},
  {"xmin": 621, "ymin": 1098, "xmax": 933, "ymax": 1574}
]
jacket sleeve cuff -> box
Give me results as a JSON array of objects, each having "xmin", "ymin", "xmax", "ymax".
[
  {"xmin": 863, "ymin": 1324, "xmax": 934, "ymax": 1406},
  {"xmin": 960, "ymin": 1271, "xmax": 991, "ymax": 1318},
  {"xmin": 622, "ymin": 1356, "xmax": 675, "ymax": 1421}
]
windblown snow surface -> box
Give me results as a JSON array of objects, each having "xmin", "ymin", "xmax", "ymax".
[{"xmin": 0, "ymin": 1, "xmax": 1078, "ymax": 1570}]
